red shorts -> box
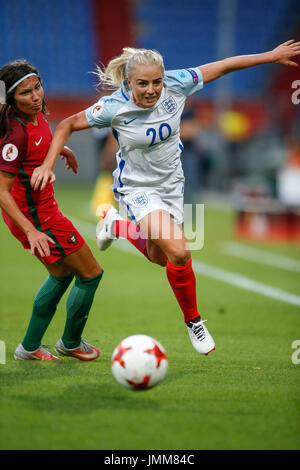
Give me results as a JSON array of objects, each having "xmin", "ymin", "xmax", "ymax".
[{"xmin": 2, "ymin": 209, "xmax": 85, "ymax": 265}]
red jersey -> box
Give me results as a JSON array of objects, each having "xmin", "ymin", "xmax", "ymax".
[
  {"xmin": 0, "ymin": 112, "xmax": 59, "ymax": 228},
  {"xmin": 0, "ymin": 112, "xmax": 85, "ymax": 264}
]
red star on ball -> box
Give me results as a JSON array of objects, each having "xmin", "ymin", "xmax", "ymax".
[
  {"xmin": 112, "ymin": 344, "xmax": 132, "ymax": 368},
  {"xmin": 145, "ymin": 342, "xmax": 167, "ymax": 368},
  {"xmin": 127, "ymin": 376, "xmax": 150, "ymax": 390}
]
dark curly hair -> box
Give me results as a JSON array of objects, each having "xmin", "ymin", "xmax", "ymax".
[{"xmin": 0, "ymin": 59, "xmax": 48, "ymax": 138}]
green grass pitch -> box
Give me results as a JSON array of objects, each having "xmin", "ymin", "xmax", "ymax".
[{"xmin": 0, "ymin": 184, "xmax": 299, "ymax": 450}]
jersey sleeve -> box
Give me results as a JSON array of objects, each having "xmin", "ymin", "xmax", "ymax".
[
  {"xmin": 0, "ymin": 121, "xmax": 27, "ymax": 174},
  {"xmin": 164, "ymin": 68, "xmax": 204, "ymax": 96},
  {"xmin": 85, "ymin": 92, "xmax": 124, "ymax": 128}
]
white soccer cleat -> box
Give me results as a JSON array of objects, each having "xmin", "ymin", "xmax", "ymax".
[
  {"xmin": 186, "ymin": 319, "xmax": 215, "ymax": 355},
  {"xmin": 96, "ymin": 205, "xmax": 123, "ymax": 251}
]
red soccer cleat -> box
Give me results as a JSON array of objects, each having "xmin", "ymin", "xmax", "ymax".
[
  {"xmin": 14, "ymin": 343, "xmax": 61, "ymax": 360},
  {"xmin": 55, "ymin": 338, "xmax": 100, "ymax": 361}
]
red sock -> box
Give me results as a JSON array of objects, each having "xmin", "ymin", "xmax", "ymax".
[
  {"xmin": 114, "ymin": 220, "xmax": 150, "ymax": 260},
  {"xmin": 166, "ymin": 259, "xmax": 200, "ymax": 323}
]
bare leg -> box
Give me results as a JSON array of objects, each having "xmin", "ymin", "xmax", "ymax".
[
  {"xmin": 138, "ymin": 210, "xmax": 190, "ymax": 266},
  {"xmin": 43, "ymin": 242, "xmax": 102, "ymax": 278},
  {"xmin": 139, "ymin": 210, "xmax": 200, "ymax": 324}
]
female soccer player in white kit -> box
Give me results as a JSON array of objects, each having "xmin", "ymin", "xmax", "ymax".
[{"xmin": 31, "ymin": 40, "xmax": 300, "ymax": 355}]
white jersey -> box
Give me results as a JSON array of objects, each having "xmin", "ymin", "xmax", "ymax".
[{"xmin": 85, "ymin": 68, "xmax": 203, "ymax": 199}]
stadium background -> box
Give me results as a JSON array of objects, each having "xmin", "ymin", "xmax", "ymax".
[
  {"xmin": 1, "ymin": 0, "xmax": 299, "ymax": 213},
  {"xmin": 1, "ymin": 0, "xmax": 300, "ymax": 452}
]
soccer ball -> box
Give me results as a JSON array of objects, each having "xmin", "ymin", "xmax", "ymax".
[{"xmin": 111, "ymin": 335, "xmax": 168, "ymax": 390}]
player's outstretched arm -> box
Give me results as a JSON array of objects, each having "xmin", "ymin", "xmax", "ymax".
[
  {"xmin": 31, "ymin": 111, "xmax": 91, "ymax": 191},
  {"xmin": 198, "ymin": 39, "xmax": 300, "ymax": 84}
]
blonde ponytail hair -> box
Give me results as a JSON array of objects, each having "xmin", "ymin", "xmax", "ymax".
[{"xmin": 95, "ymin": 47, "xmax": 164, "ymax": 90}]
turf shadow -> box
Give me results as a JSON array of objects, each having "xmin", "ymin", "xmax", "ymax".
[{"xmin": 7, "ymin": 381, "xmax": 161, "ymax": 415}]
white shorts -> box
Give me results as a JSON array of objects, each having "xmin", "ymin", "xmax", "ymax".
[{"xmin": 116, "ymin": 180, "xmax": 185, "ymax": 225}]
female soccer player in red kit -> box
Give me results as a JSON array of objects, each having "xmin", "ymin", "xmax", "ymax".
[
  {"xmin": 31, "ymin": 40, "xmax": 300, "ymax": 356},
  {"xmin": 0, "ymin": 60, "xmax": 102, "ymax": 361}
]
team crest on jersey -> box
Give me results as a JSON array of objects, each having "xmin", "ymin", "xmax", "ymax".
[
  {"xmin": 162, "ymin": 96, "xmax": 177, "ymax": 114},
  {"xmin": 131, "ymin": 192, "xmax": 149, "ymax": 208},
  {"xmin": 67, "ymin": 232, "xmax": 78, "ymax": 244},
  {"xmin": 2, "ymin": 143, "xmax": 18, "ymax": 162}
]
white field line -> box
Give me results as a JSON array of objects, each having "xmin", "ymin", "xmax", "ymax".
[
  {"xmin": 192, "ymin": 260, "xmax": 300, "ymax": 308},
  {"xmin": 221, "ymin": 241, "xmax": 300, "ymax": 273},
  {"xmin": 71, "ymin": 216, "xmax": 300, "ymax": 308}
]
